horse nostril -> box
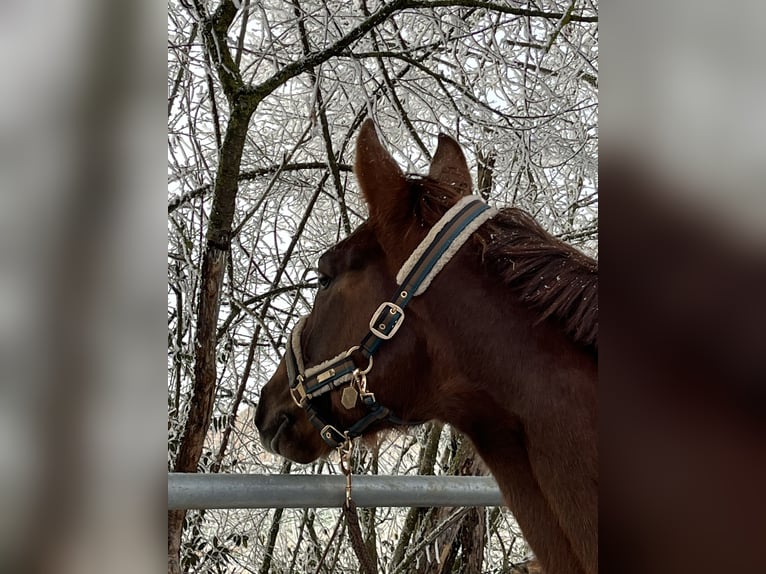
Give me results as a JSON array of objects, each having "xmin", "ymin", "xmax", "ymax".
[{"xmin": 273, "ymin": 413, "xmax": 291, "ymax": 438}]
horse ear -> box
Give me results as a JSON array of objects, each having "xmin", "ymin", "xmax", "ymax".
[
  {"xmin": 355, "ymin": 119, "xmax": 407, "ymax": 221},
  {"xmin": 429, "ymin": 134, "xmax": 472, "ymax": 195}
]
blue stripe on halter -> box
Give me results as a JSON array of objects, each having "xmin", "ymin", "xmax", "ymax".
[{"xmin": 399, "ymin": 200, "xmax": 491, "ymax": 303}]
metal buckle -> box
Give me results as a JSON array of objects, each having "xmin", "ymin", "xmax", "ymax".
[
  {"xmin": 290, "ymin": 376, "xmax": 307, "ymax": 407},
  {"xmin": 368, "ymin": 302, "xmax": 404, "ymax": 340},
  {"xmin": 320, "ymin": 424, "xmax": 345, "ymax": 445}
]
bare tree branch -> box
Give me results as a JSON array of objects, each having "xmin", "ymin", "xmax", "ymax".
[
  {"xmin": 168, "ymin": 162, "xmax": 352, "ymax": 213},
  {"xmin": 404, "ymin": 0, "xmax": 597, "ymax": 22}
]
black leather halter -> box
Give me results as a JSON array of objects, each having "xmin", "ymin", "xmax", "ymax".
[{"xmin": 285, "ymin": 196, "xmax": 495, "ymax": 448}]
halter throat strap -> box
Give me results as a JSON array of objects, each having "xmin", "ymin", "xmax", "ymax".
[{"xmin": 287, "ymin": 196, "xmax": 496, "ymax": 447}]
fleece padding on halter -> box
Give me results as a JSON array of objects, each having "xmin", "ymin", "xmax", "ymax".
[
  {"xmin": 288, "ymin": 316, "xmax": 356, "ymax": 400},
  {"xmin": 396, "ymin": 195, "xmax": 497, "ymax": 295}
]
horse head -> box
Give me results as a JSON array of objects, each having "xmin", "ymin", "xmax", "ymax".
[{"xmin": 255, "ymin": 120, "xmax": 475, "ymax": 463}]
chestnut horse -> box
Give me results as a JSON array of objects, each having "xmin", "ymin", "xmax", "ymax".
[{"xmin": 255, "ymin": 120, "xmax": 597, "ymax": 574}]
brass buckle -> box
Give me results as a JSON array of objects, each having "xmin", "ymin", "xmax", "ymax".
[
  {"xmin": 320, "ymin": 424, "xmax": 344, "ymax": 445},
  {"xmin": 290, "ymin": 376, "xmax": 307, "ymax": 407},
  {"xmin": 368, "ymin": 302, "xmax": 404, "ymax": 340}
]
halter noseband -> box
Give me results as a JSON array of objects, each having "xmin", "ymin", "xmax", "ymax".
[{"xmin": 285, "ymin": 196, "xmax": 496, "ymax": 448}]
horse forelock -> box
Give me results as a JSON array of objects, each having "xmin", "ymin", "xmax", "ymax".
[{"xmin": 408, "ymin": 176, "xmax": 598, "ymax": 352}]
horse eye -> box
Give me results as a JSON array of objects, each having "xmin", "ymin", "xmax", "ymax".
[{"xmin": 317, "ymin": 273, "xmax": 332, "ymax": 290}]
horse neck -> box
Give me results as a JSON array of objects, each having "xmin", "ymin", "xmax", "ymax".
[
  {"xmin": 412, "ymin": 261, "xmax": 598, "ymax": 574},
  {"xmin": 415, "ymin": 259, "xmax": 595, "ymax": 424}
]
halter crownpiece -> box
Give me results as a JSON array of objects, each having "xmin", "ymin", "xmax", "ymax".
[{"xmin": 286, "ymin": 196, "xmax": 497, "ymax": 447}]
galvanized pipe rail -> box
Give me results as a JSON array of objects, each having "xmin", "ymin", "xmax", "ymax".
[{"xmin": 168, "ymin": 473, "xmax": 504, "ymax": 509}]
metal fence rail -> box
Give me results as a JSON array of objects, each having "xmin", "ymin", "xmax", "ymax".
[{"xmin": 168, "ymin": 473, "xmax": 504, "ymax": 509}]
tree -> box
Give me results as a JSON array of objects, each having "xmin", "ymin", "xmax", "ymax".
[{"xmin": 168, "ymin": 0, "xmax": 597, "ymax": 571}]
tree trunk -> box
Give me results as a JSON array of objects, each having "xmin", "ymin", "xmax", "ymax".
[{"xmin": 167, "ymin": 99, "xmax": 256, "ymax": 574}]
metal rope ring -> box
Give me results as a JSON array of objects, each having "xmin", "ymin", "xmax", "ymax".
[{"xmin": 345, "ymin": 346, "xmax": 373, "ymax": 375}]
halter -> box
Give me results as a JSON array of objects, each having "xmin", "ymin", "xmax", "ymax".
[{"xmin": 285, "ymin": 196, "xmax": 497, "ymax": 448}]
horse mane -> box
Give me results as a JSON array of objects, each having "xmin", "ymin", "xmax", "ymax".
[{"xmin": 410, "ymin": 176, "xmax": 598, "ymax": 352}]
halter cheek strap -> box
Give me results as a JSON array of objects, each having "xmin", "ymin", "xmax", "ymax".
[{"xmin": 286, "ymin": 196, "xmax": 496, "ymax": 448}]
